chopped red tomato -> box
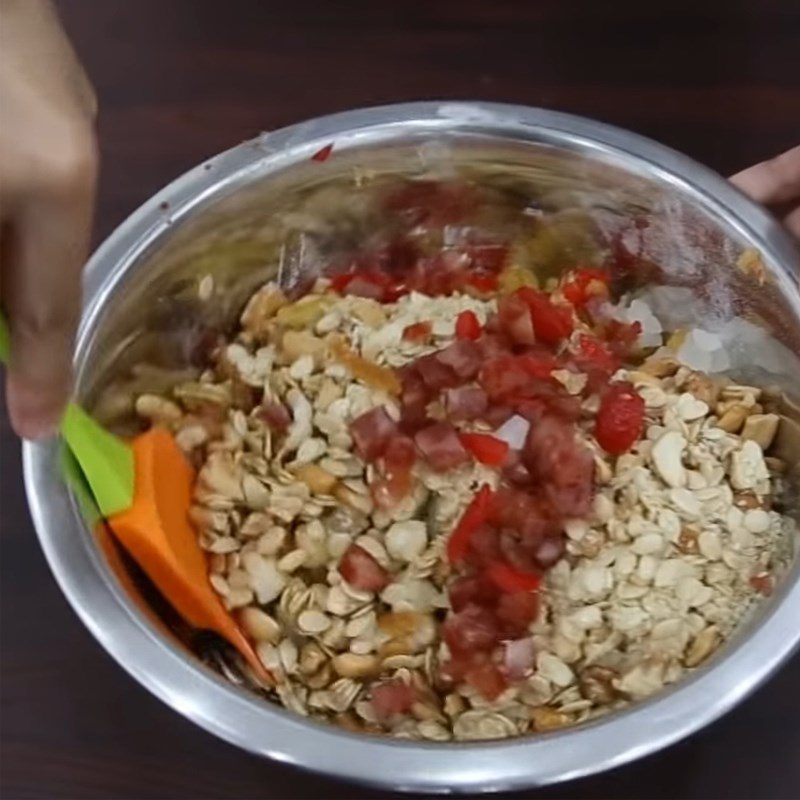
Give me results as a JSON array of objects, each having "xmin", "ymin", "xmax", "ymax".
[
  {"xmin": 455, "ymin": 310, "xmax": 482, "ymax": 340},
  {"xmin": 398, "ymin": 369, "xmax": 432, "ymax": 433},
  {"xmin": 595, "ymin": 382, "xmax": 645, "ymax": 455},
  {"xmin": 749, "ymin": 573, "xmax": 774, "ymax": 596},
  {"xmin": 465, "ymin": 661, "xmax": 507, "ymax": 700},
  {"xmin": 415, "ymin": 353, "xmax": 460, "ymax": 391},
  {"xmin": 525, "ymin": 416, "xmax": 595, "ymax": 516},
  {"xmin": 350, "ymin": 406, "xmax": 398, "ymax": 462},
  {"xmin": 311, "ymin": 143, "xmax": 334, "ymax": 162},
  {"xmin": 516, "ymin": 287, "xmax": 574, "ymax": 346},
  {"xmin": 443, "ymin": 603, "xmax": 498, "ymax": 654},
  {"xmin": 444, "ymin": 385, "xmax": 488, "ymax": 421},
  {"xmin": 464, "ymin": 244, "xmax": 509, "ymax": 273},
  {"xmin": 414, "ymin": 422, "xmax": 469, "ymax": 471},
  {"xmin": 495, "ymin": 591, "xmax": 539, "ymax": 637},
  {"xmin": 599, "ymin": 318, "xmax": 642, "ymax": 358},
  {"xmin": 370, "ymin": 679, "xmax": 416, "ymax": 719},
  {"xmin": 458, "ymin": 432, "xmax": 509, "ymax": 466},
  {"xmin": 448, "ymin": 574, "xmax": 498, "ymax": 612},
  {"xmin": 382, "ymin": 435, "xmax": 417, "ymax": 473},
  {"xmin": 576, "ymin": 334, "xmax": 619, "ymax": 377},
  {"xmin": 402, "ymin": 321, "xmax": 433, "ymax": 342},
  {"xmin": 371, "ymin": 472, "xmax": 413, "ymax": 509},
  {"xmin": 465, "ymin": 273, "xmax": 500, "ymax": 294},
  {"xmin": 338, "ymin": 544, "xmax": 390, "ymax": 592},
  {"xmin": 486, "ymin": 560, "xmax": 541, "ymax": 593},
  {"xmin": 497, "ymin": 292, "xmax": 536, "ymax": 345},
  {"xmin": 328, "ymin": 273, "xmax": 352, "ymax": 293},
  {"xmin": 435, "ymin": 340, "xmax": 482, "ymax": 380},
  {"xmin": 330, "ymin": 270, "xmax": 406, "ymax": 303},
  {"xmin": 446, "ymin": 484, "xmax": 494, "ymax": 563},
  {"xmin": 561, "ymin": 267, "xmax": 610, "ymax": 309},
  {"xmin": 479, "ymin": 353, "xmax": 556, "ymax": 401},
  {"xmin": 372, "ymin": 435, "xmax": 417, "ymax": 508}
]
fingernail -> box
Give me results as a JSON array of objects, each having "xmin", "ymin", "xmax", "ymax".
[{"xmin": 14, "ymin": 413, "xmax": 59, "ymax": 441}]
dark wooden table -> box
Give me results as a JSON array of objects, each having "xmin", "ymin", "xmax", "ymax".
[{"xmin": 2, "ymin": 1, "xmax": 799, "ymax": 798}]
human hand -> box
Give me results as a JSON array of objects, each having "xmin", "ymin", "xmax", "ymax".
[
  {"xmin": 0, "ymin": 0, "xmax": 97, "ymax": 439},
  {"xmin": 731, "ymin": 145, "xmax": 800, "ymax": 240}
]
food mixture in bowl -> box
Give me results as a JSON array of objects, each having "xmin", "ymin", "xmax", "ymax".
[{"xmin": 127, "ymin": 180, "xmax": 797, "ymax": 742}]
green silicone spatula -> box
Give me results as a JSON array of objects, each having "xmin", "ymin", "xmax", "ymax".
[{"xmin": 0, "ymin": 309, "xmax": 273, "ymax": 684}]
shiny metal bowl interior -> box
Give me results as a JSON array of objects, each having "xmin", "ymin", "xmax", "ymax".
[{"xmin": 23, "ymin": 103, "xmax": 800, "ymax": 792}]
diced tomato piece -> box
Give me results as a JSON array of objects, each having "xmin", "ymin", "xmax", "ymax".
[
  {"xmin": 338, "ymin": 544, "xmax": 390, "ymax": 592},
  {"xmin": 435, "ymin": 339, "xmax": 482, "ymax": 380},
  {"xmin": 382, "ymin": 435, "xmax": 417, "ymax": 473},
  {"xmin": 465, "ymin": 273, "xmax": 500, "ymax": 293},
  {"xmin": 370, "ymin": 679, "xmax": 416, "ymax": 719},
  {"xmin": 415, "ymin": 353, "xmax": 459, "ymax": 391},
  {"xmin": 498, "ymin": 292, "xmax": 536, "ymax": 346},
  {"xmin": 448, "ymin": 574, "xmax": 498, "ymax": 612},
  {"xmin": 371, "ymin": 472, "xmax": 413, "ymax": 509},
  {"xmin": 486, "ymin": 560, "xmax": 541, "ymax": 593},
  {"xmin": 329, "ymin": 273, "xmax": 354, "ymax": 293},
  {"xmin": 465, "ymin": 244, "xmax": 508, "ymax": 273},
  {"xmin": 749, "ymin": 572, "xmax": 774, "ymax": 596},
  {"xmin": 513, "ymin": 385, "xmax": 582, "ymax": 423},
  {"xmin": 497, "ymin": 529, "xmax": 541, "ymax": 573},
  {"xmin": 350, "ymin": 406, "xmax": 398, "ymax": 462},
  {"xmin": 480, "ymin": 355, "xmax": 555, "ymax": 401},
  {"xmin": 502, "ymin": 450, "xmax": 532, "ymax": 486},
  {"xmin": 414, "ymin": 422, "xmax": 469, "ymax": 472},
  {"xmin": 575, "ymin": 334, "xmax": 619, "ymax": 377},
  {"xmin": 495, "ymin": 591, "xmax": 539, "ymax": 638},
  {"xmin": 465, "ymin": 661, "xmax": 507, "ymax": 700},
  {"xmin": 524, "ymin": 416, "xmax": 595, "ymax": 517},
  {"xmin": 483, "ymin": 404, "xmax": 514, "ymax": 428},
  {"xmin": 458, "ymin": 432, "xmax": 509, "ymax": 467},
  {"xmin": 330, "ymin": 269, "xmax": 406, "ymax": 303},
  {"xmin": 600, "ymin": 318, "xmax": 642, "ymax": 358},
  {"xmin": 516, "ymin": 287, "xmax": 574, "ymax": 346},
  {"xmin": 447, "ymin": 484, "xmax": 494, "ymax": 563},
  {"xmin": 398, "ymin": 367, "xmax": 432, "ymax": 430},
  {"xmin": 517, "ymin": 352, "xmax": 560, "ymax": 380},
  {"xmin": 444, "ymin": 385, "xmax": 488, "ymax": 421},
  {"xmin": 443, "ymin": 604, "xmax": 498, "ymax": 654},
  {"xmin": 477, "ymin": 330, "xmax": 509, "ymax": 360},
  {"xmin": 372, "ymin": 435, "xmax": 417, "ymax": 509},
  {"xmin": 561, "ymin": 267, "xmax": 610, "ymax": 309},
  {"xmin": 455, "ymin": 310, "xmax": 482, "ymax": 340},
  {"xmin": 402, "ymin": 321, "xmax": 433, "ymax": 342},
  {"xmin": 311, "ymin": 142, "xmax": 334, "ymax": 162},
  {"xmin": 466, "ymin": 523, "xmax": 503, "ymax": 564},
  {"xmin": 489, "ymin": 486, "xmax": 535, "ymax": 529},
  {"xmin": 480, "ymin": 349, "xmax": 558, "ymax": 401},
  {"xmin": 594, "ymin": 381, "xmax": 645, "ymax": 455}
]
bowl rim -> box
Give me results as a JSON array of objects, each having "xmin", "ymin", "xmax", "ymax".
[{"xmin": 23, "ymin": 101, "xmax": 800, "ymax": 793}]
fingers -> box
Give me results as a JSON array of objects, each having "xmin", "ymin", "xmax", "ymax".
[
  {"xmin": 783, "ymin": 205, "xmax": 800, "ymax": 240},
  {"xmin": 730, "ymin": 145, "xmax": 800, "ymax": 206},
  {"xmin": 2, "ymin": 129, "xmax": 97, "ymax": 439}
]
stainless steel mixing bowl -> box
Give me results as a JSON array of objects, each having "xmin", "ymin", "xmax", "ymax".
[{"xmin": 23, "ymin": 102, "xmax": 800, "ymax": 792}]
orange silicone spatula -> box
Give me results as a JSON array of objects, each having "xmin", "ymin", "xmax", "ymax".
[{"xmin": 0, "ymin": 312, "xmax": 272, "ymax": 685}]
